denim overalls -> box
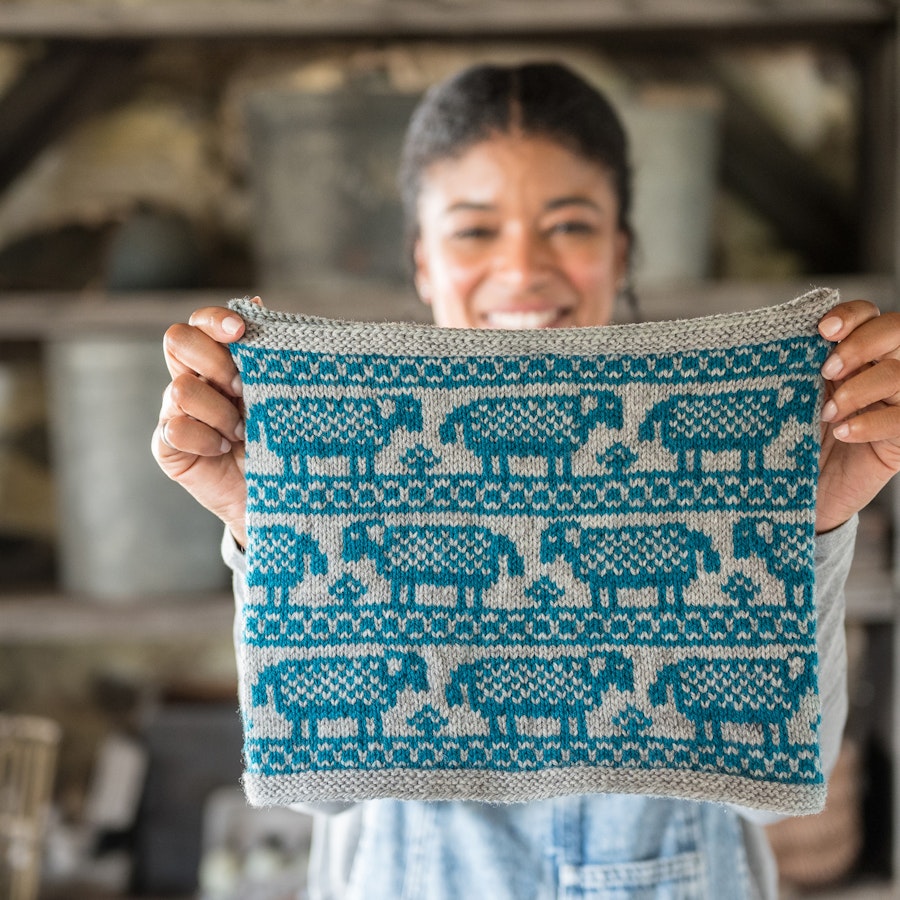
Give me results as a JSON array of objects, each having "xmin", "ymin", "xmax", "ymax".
[{"xmin": 332, "ymin": 794, "xmax": 763, "ymax": 899}]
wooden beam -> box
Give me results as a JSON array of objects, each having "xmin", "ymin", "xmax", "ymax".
[
  {"xmin": 0, "ymin": 276, "xmax": 891, "ymax": 339},
  {"xmin": 0, "ymin": 0, "xmax": 892, "ymax": 41},
  {"xmin": 608, "ymin": 48, "xmax": 864, "ymax": 273},
  {"xmin": 0, "ymin": 593, "xmax": 233, "ymax": 642},
  {"xmin": 0, "ymin": 42, "xmax": 145, "ymax": 198},
  {"xmin": 718, "ymin": 82, "xmax": 861, "ymax": 272},
  {"xmin": 0, "ymin": 284, "xmax": 427, "ymax": 339},
  {"xmin": 856, "ymin": 32, "xmax": 897, "ymax": 272}
]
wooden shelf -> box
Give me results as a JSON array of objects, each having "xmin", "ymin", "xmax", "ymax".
[
  {"xmin": 0, "ymin": 275, "xmax": 894, "ymax": 339},
  {"xmin": 0, "ymin": 577, "xmax": 890, "ymax": 642},
  {"xmin": 0, "ymin": 592, "xmax": 233, "ymax": 643},
  {"xmin": 637, "ymin": 274, "xmax": 897, "ymax": 320},
  {"xmin": 0, "ymin": 510, "xmax": 891, "ymax": 641},
  {"xmin": 0, "ymin": 284, "xmax": 427, "ymax": 339},
  {"xmin": 0, "ymin": 0, "xmax": 891, "ymax": 40}
]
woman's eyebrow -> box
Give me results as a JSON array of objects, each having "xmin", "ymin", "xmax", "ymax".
[
  {"xmin": 444, "ymin": 201, "xmax": 495, "ymax": 214},
  {"xmin": 544, "ymin": 196, "xmax": 603, "ymax": 213},
  {"xmin": 442, "ymin": 196, "xmax": 605, "ymax": 215}
]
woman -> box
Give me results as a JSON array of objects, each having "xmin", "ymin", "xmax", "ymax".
[{"xmin": 154, "ymin": 63, "xmax": 900, "ymax": 898}]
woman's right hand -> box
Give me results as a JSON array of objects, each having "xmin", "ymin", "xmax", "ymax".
[{"xmin": 151, "ymin": 301, "xmax": 257, "ymax": 548}]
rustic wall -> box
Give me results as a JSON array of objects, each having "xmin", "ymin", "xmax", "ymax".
[
  {"xmin": 0, "ymin": 37, "xmax": 858, "ymax": 289},
  {"xmin": 0, "ymin": 638, "xmax": 236, "ymax": 818},
  {"xmin": 0, "ymin": 33, "xmax": 861, "ymax": 860}
]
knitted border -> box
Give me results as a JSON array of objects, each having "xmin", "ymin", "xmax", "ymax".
[
  {"xmin": 245, "ymin": 765, "xmax": 825, "ymax": 815},
  {"xmin": 229, "ymin": 286, "xmax": 837, "ymax": 357}
]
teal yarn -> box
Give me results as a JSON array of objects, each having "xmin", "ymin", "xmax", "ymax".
[{"xmin": 229, "ymin": 288, "xmax": 836, "ymax": 815}]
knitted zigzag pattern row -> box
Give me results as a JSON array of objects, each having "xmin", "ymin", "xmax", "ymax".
[{"xmin": 229, "ymin": 288, "xmax": 837, "ymax": 815}]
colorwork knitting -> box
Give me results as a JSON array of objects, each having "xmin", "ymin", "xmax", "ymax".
[{"xmin": 229, "ymin": 288, "xmax": 836, "ymax": 815}]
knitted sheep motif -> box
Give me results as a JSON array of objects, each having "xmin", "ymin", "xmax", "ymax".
[
  {"xmin": 638, "ymin": 384, "xmax": 817, "ymax": 475},
  {"xmin": 247, "ymin": 524, "xmax": 328, "ymax": 606},
  {"xmin": 229, "ymin": 290, "xmax": 835, "ymax": 812},
  {"xmin": 245, "ymin": 394, "xmax": 422, "ymax": 477},
  {"xmin": 251, "ymin": 652, "xmax": 429, "ymax": 744},
  {"xmin": 342, "ymin": 521, "xmax": 525, "ymax": 608},
  {"xmin": 540, "ymin": 522, "xmax": 721, "ymax": 610},
  {"xmin": 439, "ymin": 392, "xmax": 623, "ymax": 482},
  {"xmin": 733, "ymin": 518, "xmax": 814, "ymax": 606},
  {"xmin": 445, "ymin": 652, "xmax": 633, "ymax": 746},
  {"xmin": 649, "ymin": 656, "xmax": 814, "ymax": 753}
]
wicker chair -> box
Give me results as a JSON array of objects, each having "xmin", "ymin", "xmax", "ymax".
[{"xmin": 0, "ymin": 715, "xmax": 61, "ymax": 900}]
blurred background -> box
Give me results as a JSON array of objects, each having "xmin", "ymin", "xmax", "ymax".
[{"xmin": 0, "ymin": 1, "xmax": 898, "ymax": 898}]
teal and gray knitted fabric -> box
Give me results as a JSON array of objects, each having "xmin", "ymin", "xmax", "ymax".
[{"xmin": 229, "ymin": 288, "xmax": 836, "ymax": 815}]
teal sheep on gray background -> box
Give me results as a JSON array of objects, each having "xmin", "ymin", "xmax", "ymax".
[
  {"xmin": 733, "ymin": 518, "xmax": 815, "ymax": 605},
  {"xmin": 251, "ymin": 652, "xmax": 429, "ymax": 744},
  {"xmin": 246, "ymin": 393, "xmax": 422, "ymax": 477},
  {"xmin": 247, "ymin": 524, "xmax": 328, "ymax": 606},
  {"xmin": 649, "ymin": 655, "xmax": 814, "ymax": 753},
  {"xmin": 343, "ymin": 522, "xmax": 525, "ymax": 608},
  {"xmin": 540, "ymin": 522, "xmax": 721, "ymax": 611},
  {"xmin": 439, "ymin": 392, "xmax": 622, "ymax": 482},
  {"xmin": 638, "ymin": 387, "xmax": 813, "ymax": 475},
  {"xmin": 446, "ymin": 652, "xmax": 633, "ymax": 746}
]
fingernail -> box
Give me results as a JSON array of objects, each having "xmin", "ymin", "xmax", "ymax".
[
  {"xmin": 231, "ymin": 374, "xmax": 243, "ymax": 396},
  {"xmin": 821, "ymin": 400, "xmax": 838, "ymax": 422},
  {"xmin": 235, "ymin": 420, "xmax": 245, "ymax": 441},
  {"xmin": 819, "ymin": 316, "xmax": 842, "ymax": 338},
  {"xmin": 222, "ymin": 316, "xmax": 242, "ymax": 336},
  {"xmin": 821, "ymin": 354, "xmax": 843, "ymax": 379},
  {"xmin": 220, "ymin": 437, "xmax": 232, "ymax": 453},
  {"xmin": 833, "ymin": 423, "xmax": 850, "ymax": 440}
]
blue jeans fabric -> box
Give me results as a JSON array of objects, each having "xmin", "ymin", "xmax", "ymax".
[{"xmin": 340, "ymin": 795, "xmax": 754, "ymax": 899}]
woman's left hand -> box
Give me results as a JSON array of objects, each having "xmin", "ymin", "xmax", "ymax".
[{"xmin": 816, "ymin": 299, "xmax": 900, "ymax": 533}]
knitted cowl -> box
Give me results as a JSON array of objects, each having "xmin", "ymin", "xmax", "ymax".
[{"xmin": 229, "ymin": 288, "xmax": 836, "ymax": 816}]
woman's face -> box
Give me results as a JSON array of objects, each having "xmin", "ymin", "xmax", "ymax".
[{"xmin": 413, "ymin": 133, "xmax": 629, "ymax": 330}]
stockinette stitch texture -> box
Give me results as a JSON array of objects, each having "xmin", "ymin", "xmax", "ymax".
[{"xmin": 228, "ymin": 287, "xmax": 837, "ymax": 815}]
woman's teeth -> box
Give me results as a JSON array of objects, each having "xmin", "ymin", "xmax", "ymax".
[{"xmin": 485, "ymin": 309, "xmax": 563, "ymax": 329}]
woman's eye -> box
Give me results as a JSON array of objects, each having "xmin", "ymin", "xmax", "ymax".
[
  {"xmin": 549, "ymin": 220, "xmax": 596, "ymax": 236},
  {"xmin": 452, "ymin": 227, "xmax": 496, "ymax": 240}
]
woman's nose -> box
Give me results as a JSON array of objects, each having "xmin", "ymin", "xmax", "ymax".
[{"xmin": 493, "ymin": 227, "xmax": 549, "ymax": 285}]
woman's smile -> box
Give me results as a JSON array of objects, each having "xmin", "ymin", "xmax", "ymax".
[{"xmin": 481, "ymin": 307, "xmax": 572, "ymax": 330}]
